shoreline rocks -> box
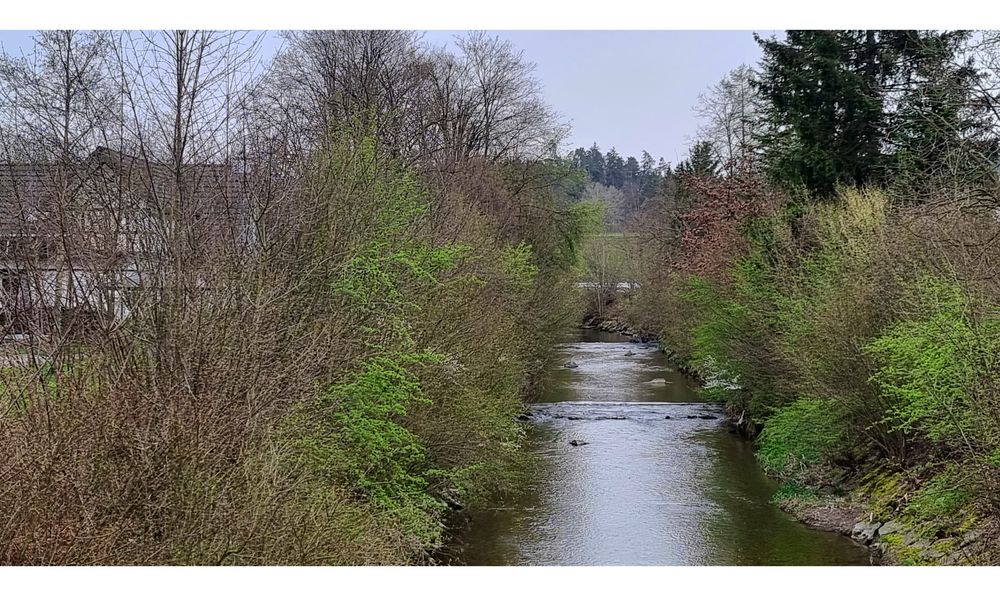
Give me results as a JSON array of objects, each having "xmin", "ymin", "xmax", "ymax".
[{"xmin": 852, "ymin": 520, "xmax": 882, "ymax": 544}]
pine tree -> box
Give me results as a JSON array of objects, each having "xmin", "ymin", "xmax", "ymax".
[
  {"xmin": 584, "ymin": 143, "xmax": 606, "ymax": 184},
  {"xmin": 676, "ymin": 141, "xmax": 720, "ymax": 178},
  {"xmin": 755, "ymin": 30, "xmax": 893, "ymax": 197},
  {"xmin": 889, "ymin": 31, "xmax": 998, "ymax": 196},
  {"xmin": 755, "ymin": 29, "xmax": 993, "ymax": 199},
  {"xmin": 604, "ymin": 147, "xmax": 625, "ymax": 188}
]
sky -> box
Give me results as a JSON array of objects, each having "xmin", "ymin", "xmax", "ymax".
[
  {"xmin": 422, "ymin": 30, "xmax": 772, "ymax": 164},
  {"xmin": 0, "ymin": 30, "xmax": 773, "ymax": 165}
]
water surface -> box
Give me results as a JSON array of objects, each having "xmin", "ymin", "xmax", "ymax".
[{"xmin": 448, "ymin": 329, "xmax": 870, "ymax": 565}]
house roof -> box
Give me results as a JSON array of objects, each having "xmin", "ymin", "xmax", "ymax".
[
  {"xmin": 1, "ymin": 147, "xmax": 252, "ymax": 259},
  {"xmin": 1, "ymin": 147, "xmax": 249, "ymax": 230}
]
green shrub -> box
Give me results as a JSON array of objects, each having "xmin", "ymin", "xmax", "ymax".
[
  {"xmin": 865, "ymin": 275, "xmax": 999, "ymax": 445},
  {"xmin": 771, "ymin": 480, "xmax": 820, "ymax": 505},
  {"xmin": 757, "ymin": 397, "xmax": 845, "ymax": 476},
  {"xmin": 499, "ymin": 242, "xmax": 540, "ymax": 291},
  {"xmin": 323, "ymin": 352, "xmax": 447, "ymax": 545},
  {"xmin": 683, "ymin": 276, "xmax": 747, "ymax": 382},
  {"xmin": 906, "ymin": 466, "xmax": 971, "ymax": 522}
]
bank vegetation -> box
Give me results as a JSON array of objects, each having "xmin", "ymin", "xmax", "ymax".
[
  {"xmin": 587, "ymin": 30, "xmax": 1000, "ymax": 565},
  {"xmin": 0, "ymin": 30, "xmax": 594, "ymax": 564}
]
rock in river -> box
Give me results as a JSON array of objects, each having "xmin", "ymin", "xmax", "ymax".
[
  {"xmin": 624, "ymin": 350, "xmax": 636, "ymax": 356},
  {"xmin": 569, "ymin": 439, "xmax": 589, "ymax": 447},
  {"xmin": 564, "ymin": 360, "xmax": 579, "ymax": 369},
  {"xmin": 851, "ymin": 521, "xmax": 882, "ymax": 544}
]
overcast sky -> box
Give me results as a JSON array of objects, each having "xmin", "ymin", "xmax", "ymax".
[{"xmin": 0, "ymin": 30, "xmax": 773, "ymax": 165}]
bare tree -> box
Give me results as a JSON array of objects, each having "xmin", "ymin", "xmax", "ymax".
[
  {"xmin": 0, "ymin": 30, "xmax": 116, "ymax": 360},
  {"xmin": 108, "ymin": 30, "xmax": 263, "ymax": 365},
  {"xmin": 266, "ymin": 30, "xmax": 566, "ymax": 168},
  {"xmin": 427, "ymin": 31, "xmax": 565, "ymax": 164},
  {"xmin": 694, "ymin": 64, "xmax": 764, "ymax": 174},
  {"xmin": 263, "ymin": 30, "xmax": 427, "ymax": 156}
]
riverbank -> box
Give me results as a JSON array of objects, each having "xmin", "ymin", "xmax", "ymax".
[
  {"xmin": 582, "ymin": 305, "xmax": 997, "ymax": 566},
  {"xmin": 771, "ymin": 482, "xmax": 992, "ymax": 565}
]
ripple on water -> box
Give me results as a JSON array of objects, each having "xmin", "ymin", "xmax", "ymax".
[{"xmin": 448, "ymin": 330, "xmax": 870, "ymax": 566}]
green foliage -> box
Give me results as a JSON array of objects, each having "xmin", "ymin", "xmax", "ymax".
[
  {"xmin": 682, "ymin": 248, "xmax": 791, "ymax": 416},
  {"xmin": 558, "ymin": 199, "xmax": 605, "ymax": 267},
  {"xmin": 755, "ymin": 30, "xmax": 987, "ymax": 198},
  {"xmin": 682, "ymin": 276, "xmax": 744, "ymax": 378},
  {"xmin": 755, "ymin": 30, "xmax": 891, "ymax": 196},
  {"xmin": 322, "ymin": 352, "xmax": 446, "ymax": 543},
  {"xmin": 325, "ymin": 132, "xmax": 469, "ymax": 350},
  {"xmin": 569, "ymin": 143, "xmax": 667, "ymax": 198},
  {"xmin": 770, "ymin": 480, "xmax": 820, "ymax": 506},
  {"xmin": 500, "ymin": 242, "xmax": 540, "ymax": 291},
  {"xmin": 335, "ymin": 242, "xmax": 469, "ymax": 307},
  {"xmin": 905, "ymin": 467, "xmax": 971, "ymax": 522},
  {"xmin": 865, "ymin": 275, "xmax": 1000, "ymax": 444},
  {"xmin": 675, "ymin": 189, "xmax": 898, "ymax": 454},
  {"xmin": 676, "ymin": 140, "xmax": 720, "ymax": 178},
  {"xmin": 757, "ymin": 397, "xmax": 845, "ymax": 476},
  {"xmin": 288, "ymin": 129, "xmax": 577, "ymax": 553}
]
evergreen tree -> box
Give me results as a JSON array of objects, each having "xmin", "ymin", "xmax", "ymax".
[
  {"xmin": 584, "ymin": 143, "xmax": 606, "ymax": 184},
  {"xmin": 605, "ymin": 147, "xmax": 626, "ymax": 188},
  {"xmin": 889, "ymin": 31, "xmax": 998, "ymax": 196},
  {"xmin": 676, "ymin": 141, "xmax": 720, "ymax": 178},
  {"xmin": 755, "ymin": 30, "xmax": 894, "ymax": 197},
  {"xmin": 755, "ymin": 30, "xmax": 992, "ymax": 199},
  {"xmin": 624, "ymin": 156, "xmax": 641, "ymax": 187}
]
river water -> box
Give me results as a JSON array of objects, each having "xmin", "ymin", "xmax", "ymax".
[{"xmin": 447, "ymin": 329, "xmax": 870, "ymax": 565}]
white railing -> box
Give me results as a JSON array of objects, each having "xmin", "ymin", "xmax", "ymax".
[{"xmin": 574, "ymin": 281, "xmax": 640, "ymax": 290}]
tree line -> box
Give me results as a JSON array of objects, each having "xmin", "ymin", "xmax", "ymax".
[
  {"xmin": 605, "ymin": 29, "xmax": 1000, "ymax": 564},
  {"xmin": 0, "ymin": 30, "xmax": 594, "ymax": 564}
]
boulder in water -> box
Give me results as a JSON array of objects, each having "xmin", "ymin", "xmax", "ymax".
[
  {"xmin": 564, "ymin": 360, "xmax": 579, "ymax": 369},
  {"xmin": 646, "ymin": 378, "xmax": 670, "ymax": 385},
  {"xmin": 698, "ymin": 414, "xmax": 719, "ymax": 420},
  {"xmin": 851, "ymin": 521, "xmax": 882, "ymax": 544},
  {"xmin": 624, "ymin": 350, "xmax": 636, "ymax": 356},
  {"xmin": 568, "ymin": 439, "xmax": 589, "ymax": 447}
]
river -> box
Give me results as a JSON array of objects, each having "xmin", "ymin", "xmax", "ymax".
[{"xmin": 446, "ymin": 329, "xmax": 871, "ymax": 565}]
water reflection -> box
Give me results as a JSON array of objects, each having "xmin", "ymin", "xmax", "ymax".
[{"xmin": 447, "ymin": 329, "xmax": 869, "ymax": 565}]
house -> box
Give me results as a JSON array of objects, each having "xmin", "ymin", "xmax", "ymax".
[{"xmin": 1, "ymin": 147, "xmax": 252, "ymax": 340}]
